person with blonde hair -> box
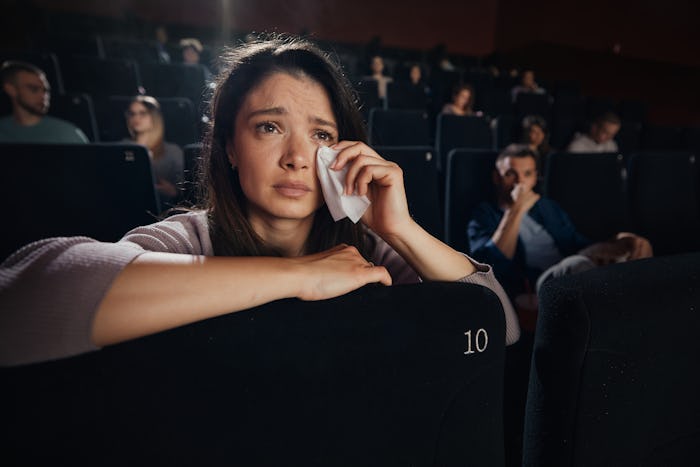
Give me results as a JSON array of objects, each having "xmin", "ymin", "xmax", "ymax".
[{"xmin": 125, "ymin": 95, "xmax": 184, "ymax": 206}]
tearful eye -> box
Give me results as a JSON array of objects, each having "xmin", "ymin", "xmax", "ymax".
[
  {"xmin": 256, "ymin": 122, "xmax": 278, "ymax": 134},
  {"xmin": 315, "ymin": 130, "xmax": 336, "ymax": 143}
]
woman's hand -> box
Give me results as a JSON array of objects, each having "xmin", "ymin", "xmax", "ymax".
[
  {"xmin": 615, "ymin": 232, "xmax": 653, "ymax": 260},
  {"xmin": 329, "ymin": 141, "xmax": 476, "ymax": 282},
  {"xmin": 292, "ymin": 244, "xmax": 392, "ymax": 301},
  {"xmin": 330, "ymin": 141, "xmax": 414, "ymax": 237}
]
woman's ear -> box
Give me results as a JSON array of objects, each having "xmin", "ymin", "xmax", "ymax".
[{"xmin": 225, "ymin": 140, "xmax": 236, "ymax": 169}]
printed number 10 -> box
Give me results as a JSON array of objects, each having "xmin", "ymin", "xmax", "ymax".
[{"xmin": 464, "ymin": 329, "xmax": 488, "ymax": 354}]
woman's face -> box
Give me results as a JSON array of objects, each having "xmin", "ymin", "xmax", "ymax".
[
  {"xmin": 126, "ymin": 102, "xmax": 153, "ymax": 134},
  {"xmin": 228, "ymin": 72, "xmax": 338, "ymax": 229},
  {"xmin": 528, "ymin": 124, "xmax": 545, "ymax": 146},
  {"xmin": 371, "ymin": 56, "xmax": 384, "ymax": 75},
  {"xmin": 409, "ymin": 65, "xmax": 421, "ymax": 84},
  {"xmin": 455, "ymin": 89, "xmax": 471, "ymax": 109}
]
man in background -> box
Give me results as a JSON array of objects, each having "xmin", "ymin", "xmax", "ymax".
[
  {"xmin": 0, "ymin": 61, "xmax": 88, "ymax": 143},
  {"xmin": 567, "ymin": 111, "xmax": 621, "ymax": 153},
  {"xmin": 468, "ymin": 148, "xmax": 651, "ymax": 300}
]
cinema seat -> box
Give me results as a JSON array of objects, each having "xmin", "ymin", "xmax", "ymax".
[
  {"xmin": 375, "ymin": 145, "xmax": 443, "ymax": 240},
  {"xmin": 436, "ymin": 114, "xmax": 494, "ymax": 172},
  {"xmin": 2, "ymin": 282, "xmax": 507, "ymax": 467},
  {"xmin": 543, "ymin": 152, "xmax": 629, "ymax": 242},
  {"xmin": 368, "ymin": 109, "xmax": 431, "ymax": 146},
  {"xmin": 0, "ymin": 143, "xmax": 159, "ymax": 261},
  {"xmin": 444, "ymin": 149, "xmax": 498, "ymax": 253},
  {"xmin": 523, "ymin": 252, "xmax": 700, "ymax": 466}
]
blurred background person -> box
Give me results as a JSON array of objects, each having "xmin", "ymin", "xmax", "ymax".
[
  {"xmin": 362, "ymin": 55, "xmax": 393, "ymax": 101},
  {"xmin": 567, "ymin": 111, "xmax": 621, "ymax": 153},
  {"xmin": 511, "ymin": 69, "xmax": 546, "ymax": 102},
  {"xmin": 0, "ymin": 61, "xmax": 88, "ymax": 143},
  {"xmin": 441, "ymin": 83, "xmax": 481, "ymax": 116},
  {"xmin": 124, "ymin": 95, "xmax": 184, "ymax": 207},
  {"xmin": 180, "ymin": 37, "xmax": 212, "ymax": 80}
]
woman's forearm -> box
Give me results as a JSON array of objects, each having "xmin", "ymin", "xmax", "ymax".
[
  {"xmin": 92, "ymin": 246, "xmax": 392, "ymax": 348},
  {"xmin": 379, "ymin": 220, "xmax": 476, "ymax": 282},
  {"xmin": 91, "ymin": 253, "xmax": 302, "ymax": 347}
]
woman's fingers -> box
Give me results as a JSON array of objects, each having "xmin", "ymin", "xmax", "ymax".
[
  {"xmin": 343, "ymin": 155, "xmax": 398, "ymax": 196},
  {"xmin": 330, "ymin": 141, "xmax": 382, "ymax": 171},
  {"xmin": 296, "ymin": 245, "xmax": 392, "ymax": 301}
]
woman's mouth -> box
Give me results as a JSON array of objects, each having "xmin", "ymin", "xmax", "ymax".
[{"xmin": 273, "ymin": 182, "xmax": 312, "ymax": 198}]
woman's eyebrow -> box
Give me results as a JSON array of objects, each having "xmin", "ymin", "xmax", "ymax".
[
  {"xmin": 247, "ymin": 107, "xmax": 286, "ymax": 119},
  {"xmin": 310, "ymin": 116, "xmax": 337, "ymax": 130},
  {"xmin": 247, "ymin": 107, "xmax": 336, "ymax": 130}
]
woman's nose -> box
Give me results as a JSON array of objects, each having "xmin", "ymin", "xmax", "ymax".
[{"xmin": 281, "ymin": 134, "xmax": 315, "ymax": 170}]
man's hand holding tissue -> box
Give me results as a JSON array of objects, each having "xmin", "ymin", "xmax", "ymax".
[{"xmin": 328, "ymin": 141, "xmax": 476, "ymax": 281}]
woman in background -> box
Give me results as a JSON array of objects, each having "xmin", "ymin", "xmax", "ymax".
[
  {"xmin": 441, "ymin": 83, "xmax": 480, "ymax": 116},
  {"xmin": 125, "ymin": 95, "xmax": 184, "ymax": 207}
]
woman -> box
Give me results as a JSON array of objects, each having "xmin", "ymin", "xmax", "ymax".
[
  {"xmin": 125, "ymin": 95, "xmax": 184, "ymax": 207},
  {"xmin": 362, "ymin": 55, "xmax": 393, "ymax": 100},
  {"xmin": 521, "ymin": 114, "xmax": 553, "ymax": 174},
  {"xmin": 441, "ymin": 83, "xmax": 479, "ymax": 116},
  {"xmin": 0, "ymin": 37, "xmax": 519, "ymax": 366}
]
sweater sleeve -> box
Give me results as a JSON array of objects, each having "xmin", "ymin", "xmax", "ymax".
[
  {"xmin": 372, "ymin": 233, "xmax": 520, "ymax": 345},
  {"xmin": 0, "ymin": 238, "xmax": 146, "ymax": 366},
  {"xmin": 0, "ymin": 211, "xmax": 212, "ymax": 367}
]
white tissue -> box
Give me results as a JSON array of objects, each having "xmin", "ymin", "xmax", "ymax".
[{"xmin": 316, "ymin": 146, "xmax": 371, "ymax": 223}]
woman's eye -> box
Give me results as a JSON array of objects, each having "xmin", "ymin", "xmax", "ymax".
[
  {"xmin": 256, "ymin": 122, "xmax": 277, "ymax": 134},
  {"xmin": 315, "ymin": 130, "xmax": 335, "ymax": 142}
]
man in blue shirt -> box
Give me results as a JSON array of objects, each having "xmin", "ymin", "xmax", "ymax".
[
  {"xmin": 468, "ymin": 148, "xmax": 651, "ymax": 300},
  {"xmin": 0, "ymin": 61, "xmax": 88, "ymax": 144}
]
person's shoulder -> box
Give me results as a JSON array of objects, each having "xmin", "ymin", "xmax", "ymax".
[
  {"xmin": 41, "ymin": 115, "xmax": 89, "ymax": 141},
  {"xmin": 533, "ymin": 196, "xmax": 568, "ymax": 217},
  {"xmin": 121, "ymin": 209, "xmax": 212, "ymax": 255},
  {"xmin": 163, "ymin": 141, "xmax": 184, "ymax": 155},
  {"xmin": 42, "ymin": 115, "xmax": 79, "ymax": 129},
  {"xmin": 566, "ymin": 132, "xmax": 592, "ymax": 151}
]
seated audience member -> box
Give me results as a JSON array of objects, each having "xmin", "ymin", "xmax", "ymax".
[
  {"xmin": 154, "ymin": 25, "xmax": 171, "ymax": 64},
  {"xmin": 567, "ymin": 111, "xmax": 621, "ymax": 153},
  {"xmin": 511, "ymin": 69, "xmax": 546, "ymax": 102},
  {"xmin": 0, "ymin": 36, "xmax": 519, "ymax": 367},
  {"xmin": 362, "ymin": 55, "xmax": 394, "ymax": 100},
  {"xmin": 520, "ymin": 114, "xmax": 553, "ymax": 174},
  {"xmin": 124, "ymin": 95, "xmax": 184, "ymax": 207},
  {"xmin": 441, "ymin": 83, "xmax": 481, "ymax": 116},
  {"xmin": 180, "ymin": 37, "xmax": 213, "ymax": 80},
  {"xmin": 0, "ymin": 61, "xmax": 88, "ymax": 143},
  {"xmin": 468, "ymin": 148, "xmax": 652, "ymax": 301},
  {"xmin": 393, "ymin": 63, "xmax": 430, "ymax": 110}
]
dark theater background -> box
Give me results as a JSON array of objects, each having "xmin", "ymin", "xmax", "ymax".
[
  {"xmin": 2, "ymin": 1, "xmax": 700, "ymax": 466},
  {"xmin": 3, "ymin": 0, "xmax": 700, "ymax": 125}
]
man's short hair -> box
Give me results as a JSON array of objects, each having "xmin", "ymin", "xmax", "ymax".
[
  {"xmin": 1, "ymin": 60, "xmax": 45, "ymax": 85},
  {"xmin": 594, "ymin": 111, "xmax": 621, "ymax": 126},
  {"xmin": 179, "ymin": 38, "xmax": 203, "ymax": 53},
  {"xmin": 495, "ymin": 145, "xmax": 537, "ymax": 168}
]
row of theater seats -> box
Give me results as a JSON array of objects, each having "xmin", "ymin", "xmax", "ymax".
[
  {"xmin": 443, "ymin": 149, "xmax": 699, "ymax": 257},
  {"xmin": 4, "ymin": 142, "xmax": 695, "ymax": 261},
  {"xmin": 2, "ymin": 141, "xmax": 699, "ymax": 465},
  {"xmin": 0, "ymin": 50, "xmax": 211, "ymax": 108},
  {"xmin": 357, "ymin": 75, "xmax": 643, "ymax": 123},
  {"xmin": 0, "ymin": 92, "xmax": 200, "ymax": 147},
  {"xmin": 366, "ymin": 108, "xmax": 700, "ymax": 171}
]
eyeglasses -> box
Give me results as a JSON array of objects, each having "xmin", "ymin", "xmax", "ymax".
[{"xmin": 126, "ymin": 110, "xmax": 149, "ymax": 118}]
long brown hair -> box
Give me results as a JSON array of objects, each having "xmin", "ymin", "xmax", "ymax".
[
  {"xmin": 126, "ymin": 95, "xmax": 165, "ymax": 159},
  {"xmin": 198, "ymin": 36, "xmax": 373, "ymax": 259}
]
